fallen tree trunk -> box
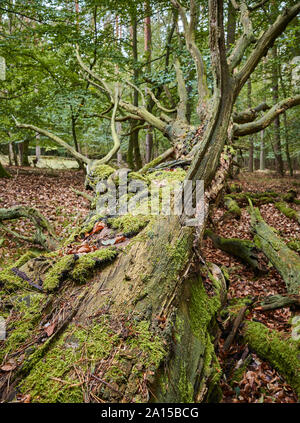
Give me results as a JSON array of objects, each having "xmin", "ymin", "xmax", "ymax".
[
  {"xmin": 274, "ymin": 202, "xmax": 300, "ymax": 225},
  {"xmin": 241, "ymin": 320, "xmax": 300, "ymax": 398},
  {"xmin": 249, "ymin": 205, "xmax": 300, "ymax": 294},
  {"xmin": 0, "ymin": 217, "xmax": 227, "ymax": 403},
  {"xmin": 256, "ymin": 294, "xmax": 300, "ymax": 311}
]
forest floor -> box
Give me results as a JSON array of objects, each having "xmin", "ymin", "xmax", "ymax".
[{"xmin": 0, "ymin": 166, "xmax": 300, "ymax": 403}]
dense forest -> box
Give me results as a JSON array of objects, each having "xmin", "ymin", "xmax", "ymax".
[{"xmin": 0, "ymin": 0, "xmax": 300, "ymax": 405}]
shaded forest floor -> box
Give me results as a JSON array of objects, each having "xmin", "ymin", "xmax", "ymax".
[{"xmin": 1, "ymin": 166, "xmax": 300, "ymax": 403}]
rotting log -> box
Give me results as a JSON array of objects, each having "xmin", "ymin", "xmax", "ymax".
[
  {"xmin": 256, "ymin": 294, "xmax": 300, "ymax": 311},
  {"xmin": 249, "ymin": 205, "xmax": 300, "ymax": 294},
  {"xmin": 275, "ymin": 202, "xmax": 300, "ymax": 225},
  {"xmin": 205, "ymin": 229, "xmax": 264, "ymax": 273},
  {"xmin": 241, "ymin": 320, "xmax": 300, "ymax": 398},
  {"xmin": 224, "ymin": 191, "xmax": 281, "ymax": 207},
  {"xmin": 0, "ymin": 216, "xmax": 227, "ymax": 403}
]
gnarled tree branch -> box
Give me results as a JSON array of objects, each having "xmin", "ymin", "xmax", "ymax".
[
  {"xmin": 228, "ymin": 0, "xmax": 256, "ymax": 72},
  {"xmin": 12, "ymin": 117, "xmax": 90, "ymax": 165},
  {"xmin": 233, "ymin": 102, "xmax": 270, "ymax": 124},
  {"xmin": 0, "ymin": 206, "xmax": 58, "ymax": 251},
  {"xmin": 233, "ymin": 95, "xmax": 300, "ymax": 136}
]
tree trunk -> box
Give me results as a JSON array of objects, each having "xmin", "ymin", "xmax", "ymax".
[
  {"xmin": 19, "ymin": 139, "xmax": 30, "ymax": 167},
  {"xmin": 259, "ymin": 130, "xmax": 265, "ymax": 170},
  {"xmin": 271, "ymin": 46, "xmax": 284, "ymax": 176},
  {"xmin": 0, "ymin": 161, "xmax": 10, "ymax": 178}
]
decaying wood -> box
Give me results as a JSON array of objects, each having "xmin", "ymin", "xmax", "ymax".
[
  {"xmin": 249, "ymin": 204, "xmax": 300, "ymax": 295},
  {"xmin": 223, "ymin": 305, "xmax": 248, "ymax": 352}
]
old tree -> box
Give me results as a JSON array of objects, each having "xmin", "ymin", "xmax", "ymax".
[{"xmin": 1, "ymin": 0, "xmax": 300, "ymax": 403}]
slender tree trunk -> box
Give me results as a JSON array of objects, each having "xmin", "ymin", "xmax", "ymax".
[
  {"xmin": 271, "ymin": 45, "xmax": 284, "ymax": 176},
  {"xmin": 247, "ymin": 79, "xmax": 254, "ymax": 172},
  {"xmin": 128, "ymin": 15, "xmax": 142, "ymax": 170},
  {"xmin": 19, "ymin": 139, "xmax": 30, "ymax": 167},
  {"xmin": 260, "ymin": 130, "xmax": 265, "ymax": 170},
  {"xmin": 144, "ymin": 2, "xmax": 153, "ymax": 163}
]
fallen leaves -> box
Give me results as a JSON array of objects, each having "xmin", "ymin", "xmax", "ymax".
[{"xmin": 1, "ymin": 359, "xmax": 17, "ymax": 372}]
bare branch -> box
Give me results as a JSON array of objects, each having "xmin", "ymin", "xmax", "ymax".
[
  {"xmin": 124, "ymin": 80, "xmax": 146, "ymax": 107},
  {"xmin": 233, "ymin": 95, "xmax": 300, "ymax": 136},
  {"xmin": 75, "ymin": 45, "xmax": 113, "ymax": 100},
  {"xmin": 92, "ymin": 87, "xmax": 121, "ymax": 165}
]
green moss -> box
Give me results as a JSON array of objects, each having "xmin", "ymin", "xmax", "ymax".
[
  {"xmin": 91, "ymin": 164, "xmax": 115, "ymax": 180},
  {"xmin": 224, "ymin": 197, "xmax": 241, "ymax": 219},
  {"xmin": 178, "ymin": 363, "xmax": 194, "ymax": 402},
  {"xmin": 0, "ymin": 251, "xmax": 41, "ymax": 292},
  {"xmin": 71, "ymin": 248, "xmax": 117, "ymax": 284},
  {"xmin": 0, "ymin": 293, "xmax": 46, "ymax": 363},
  {"xmin": 275, "ymin": 202, "xmax": 299, "ymax": 223},
  {"xmin": 148, "ymin": 168, "xmax": 186, "ymax": 183},
  {"xmin": 287, "ymin": 239, "xmax": 300, "ymax": 253},
  {"xmin": 19, "ymin": 317, "xmax": 165, "ymax": 403},
  {"xmin": 128, "ymin": 172, "xmax": 149, "ymax": 184},
  {"xmin": 0, "ymin": 269, "xmax": 24, "ymax": 291},
  {"xmin": 43, "ymin": 255, "xmax": 76, "ymax": 292},
  {"xmin": 127, "ymin": 320, "xmax": 166, "ymax": 369},
  {"xmin": 19, "ymin": 319, "xmax": 119, "ymax": 402},
  {"xmin": 189, "ymin": 275, "xmax": 221, "ymax": 341},
  {"xmin": 244, "ymin": 321, "xmax": 300, "ymax": 397},
  {"xmin": 64, "ymin": 214, "xmax": 104, "ymax": 245},
  {"xmin": 108, "ymin": 214, "xmax": 150, "ymax": 236},
  {"xmin": 14, "ymin": 251, "xmax": 40, "ymax": 268}
]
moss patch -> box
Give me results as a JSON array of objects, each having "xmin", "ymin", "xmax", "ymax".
[
  {"xmin": 71, "ymin": 248, "xmax": 118, "ymax": 284},
  {"xmin": 108, "ymin": 215, "xmax": 150, "ymax": 237},
  {"xmin": 43, "ymin": 255, "xmax": 76, "ymax": 292},
  {"xmin": 275, "ymin": 202, "xmax": 300, "ymax": 223},
  {"xmin": 243, "ymin": 321, "xmax": 300, "ymax": 397}
]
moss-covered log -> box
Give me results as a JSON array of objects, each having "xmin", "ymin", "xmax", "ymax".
[
  {"xmin": 0, "ymin": 217, "xmax": 227, "ymax": 403},
  {"xmin": 205, "ymin": 229, "xmax": 263, "ymax": 273},
  {"xmin": 256, "ymin": 294, "xmax": 300, "ymax": 311},
  {"xmin": 224, "ymin": 191, "xmax": 281, "ymax": 207},
  {"xmin": 275, "ymin": 202, "xmax": 300, "ymax": 224},
  {"xmin": 241, "ymin": 320, "xmax": 300, "ymax": 398},
  {"xmin": 250, "ymin": 206, "xmax": 300, "ymax": 294}
]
